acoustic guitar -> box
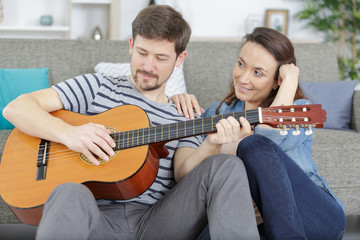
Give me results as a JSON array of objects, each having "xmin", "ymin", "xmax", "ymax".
[{"xmin": 0, "ymin": 104, "xmax": 326, "ymax": 225}]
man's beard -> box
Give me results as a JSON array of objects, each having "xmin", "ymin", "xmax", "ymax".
[{"xmin": 133, "ymin": 69, "xmax": 165, "ymax": 91}]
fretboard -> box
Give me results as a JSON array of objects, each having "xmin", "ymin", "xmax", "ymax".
[{"xmin": 111, "ymin": 109, "xmax": 260, "ymax": 151}]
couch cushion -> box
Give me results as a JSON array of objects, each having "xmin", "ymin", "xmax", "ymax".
[
  {"xmin": 300, "ymin": 80, "xmax": 357, "ymax": 130},
  {"xmin": 312, "ymin": 128, "xmax": 360, "ymax": 215},
  {"xmin": 94, "ymin": 62, "xmax": 187, "ymax": 98},
  {"xmin": 0, "ymin": 68, "xmax": 49, "ymax": 129}
]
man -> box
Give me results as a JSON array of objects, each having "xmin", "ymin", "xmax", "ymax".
[{"xmin": 3, "ymin": 5, "xmax": 259, "ymax": 240}]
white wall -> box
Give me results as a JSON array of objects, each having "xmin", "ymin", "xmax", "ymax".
[
  {"xmin": 118, "ymin": 0, "xmax": 323, "ymax": 42},
  {"xmin": 0, "ymin": 0, "xmax": 323, "ymax": 42}
]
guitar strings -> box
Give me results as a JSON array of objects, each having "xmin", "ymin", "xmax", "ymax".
[
  {"xmin": 36, "ymin": 115, "xmax": 261, "ymax": 163},
  {"xmin": 35, "ymin": 107, "xmax": 314, "ymax": 162}
]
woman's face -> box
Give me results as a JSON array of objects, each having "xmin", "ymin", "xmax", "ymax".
[{"xmin": 233, "ymin": 41, "xmax": 279, "ymax": 109}]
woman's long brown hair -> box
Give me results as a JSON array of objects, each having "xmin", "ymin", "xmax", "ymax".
[{"xmin": 216, "ymin": 27, "xmax": 304, "ymax": 114}]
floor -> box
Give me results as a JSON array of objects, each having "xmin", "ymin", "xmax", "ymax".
[{"xmin": 0, "ymin": 221, "xmax": 359, "ymax": 239}]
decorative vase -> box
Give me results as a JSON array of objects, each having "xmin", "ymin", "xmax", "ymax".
[
  {"xmin": 92, "ymin": 26, "xmax": 103, "ymax": 40},
  {"xmin": 40, "ymin": 15, "xmax": 53, "ymax": 26}
]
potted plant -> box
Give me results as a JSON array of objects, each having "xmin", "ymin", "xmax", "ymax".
[{"xmin": 295, "ymin": 0, "xmax": 359, "ymax": 84}]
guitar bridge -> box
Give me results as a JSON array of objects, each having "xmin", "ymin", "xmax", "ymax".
[{"xmin": 36, "ymin": 139, "xmax": 50, "ymax": 181}]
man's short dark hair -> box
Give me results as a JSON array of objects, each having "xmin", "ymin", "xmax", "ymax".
[{"xmin": 132, "ymin": 5, "xmax": 191, "ymax": 56}]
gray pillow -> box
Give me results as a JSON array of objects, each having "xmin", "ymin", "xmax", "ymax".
[{"xmin": 300, "ymin": 80, "xmax": 357, "ymax": 130}]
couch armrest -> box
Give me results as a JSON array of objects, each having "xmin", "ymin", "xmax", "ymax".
[{"xmin": 351, "ymin": 90, "xmax": 360, "ymax": 132}]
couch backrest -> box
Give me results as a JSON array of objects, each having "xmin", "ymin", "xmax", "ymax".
[{"xmin": 0, "ymin": 39, "xmax": 339, "ymax": 108}]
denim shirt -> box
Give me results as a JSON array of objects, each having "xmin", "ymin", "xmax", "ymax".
[{"xmin": 203, "ymin": 99, "xmax": 345, "ymax": 212}]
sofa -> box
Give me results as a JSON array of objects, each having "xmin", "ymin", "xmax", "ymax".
[{"xmin": 0, "ymin": 39, "xmax": 359, "ymax": 227}]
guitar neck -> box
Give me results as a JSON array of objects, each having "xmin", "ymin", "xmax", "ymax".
[{"xmin": 111, "ymin": 108, "xmax": 260, "ymax": 151}]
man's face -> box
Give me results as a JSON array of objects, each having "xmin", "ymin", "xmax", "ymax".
[{"xmin": 129, "ymin": 35, "xmax": 186, "ymax": 92}]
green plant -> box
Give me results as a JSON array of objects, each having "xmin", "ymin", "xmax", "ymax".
[{"xmin": 295, "ymin": 0, "xmax": 360, "ymax": 81}]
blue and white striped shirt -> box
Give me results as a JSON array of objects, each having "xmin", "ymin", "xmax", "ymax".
[{"xmin": 52, "ymin": 73, "xmax": 203, "ymax": 205}]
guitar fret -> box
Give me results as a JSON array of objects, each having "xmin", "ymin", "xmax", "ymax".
[
  {"xmin": 123, "ymin": 131, "xmax": 126, "ymax": 148},
  {"xmin": 202, "ymin": 118, "xmax": 204, "ymax": 133},
  {"xmin": 154, "ymin": 126, "xmax": 156, "ymax": 142},
  {"xmin": 168, "ymin": 124, "xmax": 170, "ymax": 141},
  {"xmin": 184, "ymin": 121, "xmax": 186, "ymax": 137},
  {"xmin": 176, "ymin": 122, "xmax": 178, "ymax": 139},
  {"xmin": 142, "ymin": 128, "xmax": 145, "ymax": 145},
  {"xmin": 129, "ymin": 131, "xmax": 134, "ymax": 147},
  {"xmin": 161, "ymin": 125, "xmax": 164, "ymax": 141},
  {"xmin": 121, "ymin": 132, "xmax": 124, "ymax": 149},
  {"xmin": 211, "ymin": 117, "xmax": 213, "ymax": 131},
  {"xmin": 137, "ymin": 129, "xmax": 139, "ymax": 146},
  {"xmin": 128, "ymin": 131, "xmax": 131, "ymax": 148}
]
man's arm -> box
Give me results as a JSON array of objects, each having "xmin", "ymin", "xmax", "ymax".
[{"xmin": 3, "ymin": 88, "xmax": 115, "ymax": 165}]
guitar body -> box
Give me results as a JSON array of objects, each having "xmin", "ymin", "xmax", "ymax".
[{"xmin": 0, "ymin": 105, "xmax": 167, "ymax": 225}]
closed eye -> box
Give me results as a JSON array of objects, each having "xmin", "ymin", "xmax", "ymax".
[
  {"xmin": 157, "ymin": 57, "xmax": 167, "ymax": 62},
  {"xmin": 138, "ymin": 51, "xmax": 147, "ymax": 56}
]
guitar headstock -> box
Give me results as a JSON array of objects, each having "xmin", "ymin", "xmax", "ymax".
[{"xmin": 260, "ymin": 104, "xmax": 326, "ymax": 135}]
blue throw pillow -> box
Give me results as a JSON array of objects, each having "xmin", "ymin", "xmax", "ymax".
[
  {"xmin": 0, "ymin": 68, "xmax": 49, "ymax": 129},
  {"xmin": 300, "ymin": 80, "xmax": 358, "ymax": 130}
]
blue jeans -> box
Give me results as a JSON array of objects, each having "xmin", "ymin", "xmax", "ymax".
[{"xmin": 198, "ymin": 134, "xmax": 345, "ymax": 240}]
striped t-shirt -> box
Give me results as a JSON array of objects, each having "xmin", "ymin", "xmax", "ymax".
[{"xmin": 52, "ymin": 73, "xmax": 203, "ymax": 205}]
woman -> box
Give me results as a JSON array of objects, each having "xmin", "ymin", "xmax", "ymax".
[{"xmin": 173, "ymin": 27, "xmax": 346, "ymax": 239}]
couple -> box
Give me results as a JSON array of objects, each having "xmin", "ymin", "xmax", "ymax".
[{"xmin": 3, "ymin": 5, "xmax": 345, "ymax": 240}]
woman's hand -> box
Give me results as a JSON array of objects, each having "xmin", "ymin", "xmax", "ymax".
[
  {"xmin": 278, "ymin": 63, "xmax": 299, "ymax": 87},
  {"xmin": 171, "ymin": 94, "xmax": 205, "ymax": 119},
  {"xmin": 272, "ymin": 63, "xmax": 299, "ymax": 107},
  {"xmin": 207, "ymin": 116, "xmax": 252, "ymax": 146}
]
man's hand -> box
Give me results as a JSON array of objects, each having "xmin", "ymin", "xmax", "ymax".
[
  {"xmin": 171, "ymin": 94, "xmax": 204, "ymax": 119},
  {"xmin": 61, "ymin": 123, "xmax": 116, "ymax": 166}
]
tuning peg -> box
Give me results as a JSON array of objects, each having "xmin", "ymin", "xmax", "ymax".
[
  {"xmin": 280, "ymin": 125, "xmax": 288, "ymax": 135},
  {"xmin": 305, "ymin": 125, "xmax": 313, "ymax": 135},
  {"xmin": 292, "ymin": 125, "xmax": 300, "ymax": 135}
]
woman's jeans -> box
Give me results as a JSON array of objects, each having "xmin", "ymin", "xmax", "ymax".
[
  {"xmin": 238, "ymin": 134, "xmax": 345, "ymax": 240},
  {"xmin": 198, "ymin": 134, "xmax": 345, "ymax": 240}
]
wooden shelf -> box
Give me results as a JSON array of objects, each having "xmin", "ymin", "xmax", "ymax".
[
  {"xmin": 0, "ymin": 26, "xmax": 70, "ymax": 32},
  {"xmin": 0, "ymin": 0, "xmax": 119, "ymax": 39},
  {"xmin": 72, "ymin": 0, "xmax": 111, "ymax": 4}
]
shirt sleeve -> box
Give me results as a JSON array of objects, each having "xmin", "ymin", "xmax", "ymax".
[{"xmin": 51, "ymin": 73, "xmax": 103, "ymax": 114}]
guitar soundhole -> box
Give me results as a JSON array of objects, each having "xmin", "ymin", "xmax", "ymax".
[{"xmin": 79, "ymin": 127, "xmax": 119, "ymax": 165}]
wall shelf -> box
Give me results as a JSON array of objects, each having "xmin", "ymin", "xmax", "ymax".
[
  {"xmin": 72, "ymin": 0, "xmax": 111, "ymax": 4},
  {"xmin": 0, "ymin": 0, "xmax": 119, "ymax": 39},
  {"xmin": 0, "ymin": 26, "xmax": 70, "ymax": 32}
]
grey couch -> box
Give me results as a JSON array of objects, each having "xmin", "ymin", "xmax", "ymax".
[{"xmin": 0, "ymin": 39, "xmax": 359, "ymax": 225}]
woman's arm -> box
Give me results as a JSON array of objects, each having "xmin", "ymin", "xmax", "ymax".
[
  {"xmin": 173, "ymin": 116, "xmax": 251, "ymax": 182},
  {"xmin": 271, "ymin": 63, "xmax": 299, "ymax": 107}
]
